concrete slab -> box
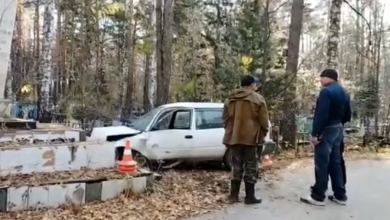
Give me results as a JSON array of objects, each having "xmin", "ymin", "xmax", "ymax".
[
  {"xmin": 0, "ymin": 0, "xmax": 16, "ymax": 102},
  {"xmin": 0, "ymin": 129, "xmax": 85, "ymax": 143},
  {"xmin": 100, "ymin": 177, "xmax": 147, "ymax": 201},
  {"xmin": 7, "ymin": 186, "xmax": 29, "ymax": 211},
  {"xmin": 100, "ymin": 179, "xmax": 124, "ymax": 201},
  {"xmin": 1, "ymin": 171, "xmax": 154, "ymax": 212},
  {"xmin": 187, "ymin": 159, "xmax": 390, "ymax": 220},
  {"xmin": 0, "ymin": 141, "xmax": 115, "ymax": 175},
  {"xmin": 28, "ymin": 185, "xmax": 50, "ymax": 209},
  {"xmin": 47, "ymin": 184, "xmax": 68, "ymax": 208},
  {"xmin": 66, "ymin": 183, "xmax": 86, "ymax": 205}
]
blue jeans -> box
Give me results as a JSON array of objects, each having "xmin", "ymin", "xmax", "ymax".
[{"xmin": 311, "ymin": 125, "xmax": 347, "ymax": 201}]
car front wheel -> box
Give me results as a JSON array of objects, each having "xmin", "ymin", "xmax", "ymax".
[{"xmin": 133, "ymin": 150, "xmax": 153, "ymax": 171}]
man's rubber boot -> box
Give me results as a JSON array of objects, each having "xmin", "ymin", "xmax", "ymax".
[
  {"xmin": 244, "ymin": 182, "xmax": 262, "ymax": 204},
  {"xmin": 228, "ymin": 180, "xmax": 241, "ymax": 204}
]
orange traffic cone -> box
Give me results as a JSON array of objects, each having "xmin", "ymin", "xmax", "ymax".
[
  {"xmin": 262, "ymin": 155, "xmax": 273, "ymax": 167},
  {"xmin": 117, "ymin": 140, "xmax": 138, "ymax": 175}
]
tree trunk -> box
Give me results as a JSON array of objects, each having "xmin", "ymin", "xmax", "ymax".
[
  {"xmin": 213, "ymin": 0, "xmax": 221, "ymax": 88},
  {"xmin": 95, "ymin": 0, "xmax": 105, "ymax": 109},
  {"xmin": 41, "ymin": 0, "xmax": 54, "ymax": 115},
  {"xmin": 280, "ymin": 0, "xmax": 304, "ymax": 148},
  {"xmin": 121, "ymin": 0, "xmax": 135, "ymax": 119},
  {"xmin": 61, "ymin": 4, "xmax": 69, "ymax": 104},
  {"xmin": 156, "ymin": 0, "xmax": 173, "ymax": 106},
  {"xmin": 144, "ymin": 1, "xmax": 157, "ymax": 112},
  {"xmin": 155, "ymin": 0, "xmax": 163, "ymax": 106},
  {"xmin": 326, "ymin": 0, "xmax": 342, "ymax": 69},
  {"xmin": 117, "ymin": 40, "xmax": 124, "ymax": 110},
  {"xmin": 359, "ymin": 2, "xmax": 365, "ymax": 85},
  {"xmin": 34, "ymin": 0, "xmax": 41, "ymax": 119},
  {"xmin": 260, "ymin": 0, "xmax": 270, "ymax": 94},
  {"xmin": 373, "ymin": 4, "xmax": 384, "ymax": 136},
  {"xmin": 53, "ymin": 0, "xmax": 62, "ymax": 106},
  {"xmin": 354, "ymin": 0, "xmax": 361, "ymax": 83}
]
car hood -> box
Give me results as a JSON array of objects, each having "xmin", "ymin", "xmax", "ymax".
[{"xmin": 89, "ymin": 126, "xmax": 141, "ymax": 142}]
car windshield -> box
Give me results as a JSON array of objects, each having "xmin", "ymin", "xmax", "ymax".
[{"xmin": 128, "ymin": 107, "xmax": 161, "ymax": 131}]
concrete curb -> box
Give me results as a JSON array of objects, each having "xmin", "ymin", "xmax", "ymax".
[
  {"xmin": 0, "ymin": 171, "xmax": 158, "ymax": 212},
  {"xmin": 0, "ymin": 141, "xmax": 115, "ymax": 176},
  {"xmin": 0, "ymin": 129, "xmax": 85, "ymax": 143}
]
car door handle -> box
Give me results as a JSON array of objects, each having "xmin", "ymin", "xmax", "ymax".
[{"xmin": 185, "ymin": 135, "xmax": 193, "ymax": 139}]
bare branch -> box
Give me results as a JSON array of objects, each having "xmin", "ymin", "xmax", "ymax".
[
  {"xmin": 269, "ymin": 0, "xmax": 290, "ymax": 14},
  {"xmin": 343, "ymin": 0, "xmax": 371, "ymax": 32}
]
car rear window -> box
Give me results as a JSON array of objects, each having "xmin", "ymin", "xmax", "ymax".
[{"xmin": 195, "ymin": 109, "xmax": 223, "ymax": 129}]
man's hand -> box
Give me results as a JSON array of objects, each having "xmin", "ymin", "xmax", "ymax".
[{"xmin": 310, "ymin": 136, "xmax": 320, "ymax": 146}]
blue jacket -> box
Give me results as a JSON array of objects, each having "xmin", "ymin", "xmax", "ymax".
[{"xmin": 311, "ymin": 82, "xmax": 351, "ymax": 137}]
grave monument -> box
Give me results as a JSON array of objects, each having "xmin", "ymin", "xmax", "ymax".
[{"xmin": 0, "ymin": 0, "xmax": 17, "ymax": 116}]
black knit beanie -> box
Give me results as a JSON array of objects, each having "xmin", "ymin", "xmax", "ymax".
[
  {"xmin": 241, "ymin": 75, "xmax": 259, "ymax": 87},
  {"xmin": 320, "ymin": 69, "xmax": 338, "ymax": 81}
]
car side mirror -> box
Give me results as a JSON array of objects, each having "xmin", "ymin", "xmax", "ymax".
[{"xmin": 138, "ymin": 133, "xmax": 149, "ymax": 141}]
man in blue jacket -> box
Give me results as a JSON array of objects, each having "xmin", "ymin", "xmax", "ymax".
[{"xmin": 301, "ymin": 69, "xmax": 351, "ymax": 206}]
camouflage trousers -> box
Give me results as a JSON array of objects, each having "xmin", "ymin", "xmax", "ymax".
[{"xmin": 230, "ymin": 146, "xmax": 259, "ymax": 184}]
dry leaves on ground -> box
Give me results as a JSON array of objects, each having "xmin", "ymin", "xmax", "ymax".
[
  {"xmin": 0, "ymin": 168, "xmax": 123, "ymax": 187},
  {"xmin": 261, "ymin": 148, "xmax": 390, "ymax": 174},
  {"xmin": 1, "ymin": 171, "xmax": 230, "ymax": 220},
  {"xmin": 343, "ymin": 150, "xmax": 390, "ymax": 160}
]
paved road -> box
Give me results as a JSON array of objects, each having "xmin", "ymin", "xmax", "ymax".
[{"xmin": 188, "ymin": 159, "xmax": 390, "ymax": 220}]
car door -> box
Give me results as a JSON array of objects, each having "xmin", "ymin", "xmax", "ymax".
[
  {"xmin": 145, "ymin": 108, "xmax": 194, "ymax": 160},
  {"xmin": 190, "ymin": 108, "xmax": 226, "ymax": 159}
]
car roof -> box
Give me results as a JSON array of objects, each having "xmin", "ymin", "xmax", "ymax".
[{"xmin": 162, "ymin": 102, "xmax": 223, "ymax": 109}]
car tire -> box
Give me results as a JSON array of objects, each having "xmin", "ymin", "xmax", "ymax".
[
  {"xmin": 132, "ymin": 150, "xmax": 153, "ymax": 171},
  {"xmin": 223, "ymin": 149, "xmax": 232, "ymax": 170}
]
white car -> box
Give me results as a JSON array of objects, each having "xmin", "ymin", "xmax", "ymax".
[{"xmin": 90, "ymin": 102, "xmax": 276, "ymax": 170}]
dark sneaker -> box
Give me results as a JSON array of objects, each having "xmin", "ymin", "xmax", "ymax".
[
  {"xmin": 300, "ymin": 195, "xmax": 325, "ymax": 206},
  {"xmin": 328, "ymin": 195, "xmax": 347, "ymax": 205}
]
